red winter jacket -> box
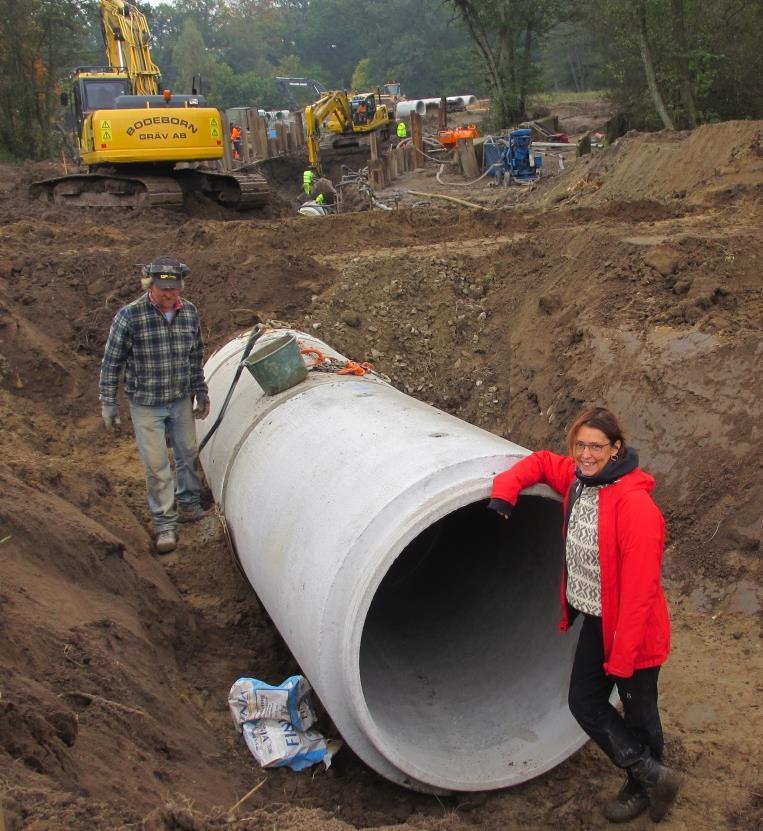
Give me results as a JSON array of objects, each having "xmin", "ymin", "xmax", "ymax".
[{"xmin": 491, "ymin": 450, "xmax": 670, "ymax": 677}]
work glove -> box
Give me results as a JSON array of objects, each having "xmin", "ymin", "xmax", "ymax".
[
  {"xmin": 193, "ymin": 395, "xmax": 210, "ymax": 420},
  {"xmin": 487, "ymin": 498, "xmax": 513, "ymax": 520},
  {"xmin": 101, "ymin": 402, "xmax": 121, "ymax": 431}
]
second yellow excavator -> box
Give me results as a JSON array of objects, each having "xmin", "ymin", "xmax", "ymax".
[
  {"xmin": 305, "ymin": 90, "xmax": 393, "ymax": 172},
  {"xmin": 31, "ymin": 0, "xmax": 269, "ymax": 209}
]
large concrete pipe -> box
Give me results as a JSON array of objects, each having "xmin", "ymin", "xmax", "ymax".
[
  {"xmin": 395, "ymin": 100, "xmax": 426, "ymax": 119},
  {"xmin": 266, "ymin": 109, "xmax": 292, "ymax": 122},
  {"xmin": 449, "ymin": 93, "xmax": 479, "ymax": 106},
  {"xmin": 199, "ymin": 330, "xmax": 587, "ymax": 793}
]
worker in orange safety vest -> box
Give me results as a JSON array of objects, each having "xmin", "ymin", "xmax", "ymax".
[{"xmin": 230, "ymin": 124, "xmax": 242, "ymax": 160}]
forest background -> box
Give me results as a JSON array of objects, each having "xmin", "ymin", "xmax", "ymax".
[{"xmin": 1, "ymin": 0, "xmax": 762, "ymax": 161}]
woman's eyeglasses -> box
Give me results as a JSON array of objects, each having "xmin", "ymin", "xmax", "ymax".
[{"xmin": 573, "ymin": 441, "xmax": 611, "ymax": 455}]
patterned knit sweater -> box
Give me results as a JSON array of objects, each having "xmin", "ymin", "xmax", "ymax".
[{"xmin": 565, "ymin": 484, "xmax": 603, "ymax": 615}]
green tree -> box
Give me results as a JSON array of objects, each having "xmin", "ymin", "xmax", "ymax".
[
  {"xmin": 351, "ymin": 58, "xmax": 372, "ymax": 91},
  {"xmin": 0, "ymin": 0, "xmax": 92, "ymax": 159},
  {"xmin": 449, "ymin": 0, "xmax": 564, "ymax": 127},
  {"xmin": 582, "ymin": 0, "xmax": 763, "ymax": 128},
  {"xmin": 172, "ymin": 18, "xmax": 217, "ymax": 93}
]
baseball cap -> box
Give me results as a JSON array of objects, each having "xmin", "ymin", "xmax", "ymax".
[{"xmin": 142, "ymin": 256, "xmax": 190, "ymax": 288}]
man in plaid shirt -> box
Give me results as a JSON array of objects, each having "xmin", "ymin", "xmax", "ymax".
[{"xmin": 99, "ymin": 256, "xmax": 210, "ymax": 554}]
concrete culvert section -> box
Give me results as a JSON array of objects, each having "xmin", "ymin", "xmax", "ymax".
[
  {"xmin": 199, "ymin": 329, "xmax": 587, "ymax": 793},
  {"xmin": 359, "ymin": 498, "xmax": 586, "ymax": 791}
]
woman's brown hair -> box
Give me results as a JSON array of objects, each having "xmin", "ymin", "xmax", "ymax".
[{"xmin": 566, "ymin": 407, "xmax": 627, "ymax": 458}]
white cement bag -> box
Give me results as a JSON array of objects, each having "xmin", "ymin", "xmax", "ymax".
[
  {"xmin": 228, "ymin": 675, "xmax": 316, "ymax": 732},
  {"xmin": 241, "ymin": 719, "xmax": 336, "ymax": 771}
]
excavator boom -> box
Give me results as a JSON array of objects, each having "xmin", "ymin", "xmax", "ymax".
[{"xmin": 100, "ymin": 0, "xmax": 161, "ymax": 96}]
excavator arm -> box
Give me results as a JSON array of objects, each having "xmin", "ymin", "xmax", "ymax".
[
  {"xmin": 304, "ymin": 91, "xmax": 355, "ymax": 172},
  {"xmin": 99, "ymin": 0, "xmax": 160, "ymax": 96}
]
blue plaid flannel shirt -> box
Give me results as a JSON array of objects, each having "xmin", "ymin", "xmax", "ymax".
[{"xmin": 99, "ymin": 293, "xmax": 208, "ymax": 406}]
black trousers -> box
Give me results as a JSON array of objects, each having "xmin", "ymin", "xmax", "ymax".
[{"xmin": 568, "ymin": 613, "xmax": 664, "ymax": 769}]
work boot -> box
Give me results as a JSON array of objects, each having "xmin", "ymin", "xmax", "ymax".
[
  {"xmin": 602, "ymin": 774, "xmax": 650, "ymax": 823},
  {"xmin": 177, "ymin": 504, "xmax": 210, "ymax": 523},
  {"xmin": 629, "ymin": 755, "xmax": 681, "ymax": 822},
  {"xmin": 155, "ymin": 529, "xmax": 177, "ymax": 554}
]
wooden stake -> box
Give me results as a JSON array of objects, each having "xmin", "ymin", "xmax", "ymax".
[
  {"xmin": 228, "ymin": 776, "xmax": 267, "ymax": 813},
  {"xmin": 406, "ymin": 189, "xmax": 486, "ymax": 210},
  {"xmin": 439, "ymin": 97, "xmax": 448, "ymax": 131},
  {"xmin": 221, "ymin": 114, "xmax": 233, "ymax": 171},
  {"xmin": 457, "ymin": 138, "xmax": 480, "ymax": 179},
  {"xmin": 410, "ymin": 113, "xmax": 424, "ymax": 170}
]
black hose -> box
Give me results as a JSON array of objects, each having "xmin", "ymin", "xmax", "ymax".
[{"xmin": 198, "ymin": 325, "xmax": 264, "ymax": 453}]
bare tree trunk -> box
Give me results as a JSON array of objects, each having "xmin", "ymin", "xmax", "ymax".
[
  {"xmin": 517, "ymin": 11, "xmax": 535, "ymax": 119},
  {"xmin": 452, "ymin": 0, "xmax": 502, "ymax": 91},
  {"xmin": 636, "ymin": 0, "xmax": 675, "ymax": 130},
  {"xmin": 671, "ymin": 0, "xmax": 697, "ymax": 128},
  {"xmin": 452, "ymin": 0, "xmax": 520, "ymax": 126}
]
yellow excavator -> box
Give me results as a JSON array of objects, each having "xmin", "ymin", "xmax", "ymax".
[
  {"xmin": 31, "ymin": 0, "xmax": 269, "ymax": 209},
  {"xmin": 305, "ymin": 89, "xmax": 393, "ymax": 173}
]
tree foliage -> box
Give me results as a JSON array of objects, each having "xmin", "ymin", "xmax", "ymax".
[
  {"xmin": 0, "ymin": 0, "xmax": 761, "ymax": 160},
  {"xmin": 581, "ymin": 0, "xmax": 763, "ymax": 128},
  {"xmin": 449, "ymin": 0, "xmax": 568, "ymax": 127},
  {"xmin": 0, "ymin": 0, "xmax": 92, "ymax": 159}
]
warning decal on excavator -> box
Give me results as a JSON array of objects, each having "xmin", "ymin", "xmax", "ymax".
[
  {"xmin": 100, "ymin": 120, "xmax": 112, "ymax": 141},
  {"xmin": 209, "ymin": 116, "xmax": 221, "ymax": 139}
]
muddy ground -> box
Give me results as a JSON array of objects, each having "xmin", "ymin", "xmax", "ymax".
[{"xmin": 0, "ymin": 107, "xmax": 761, "ymax": 831}]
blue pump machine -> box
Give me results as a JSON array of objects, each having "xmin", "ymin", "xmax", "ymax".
[{"xmin": 483, "ymin": 128, "xmax": 542, "ymax": 182}]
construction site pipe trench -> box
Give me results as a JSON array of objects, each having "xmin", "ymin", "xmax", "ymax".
[{"xmin": 198, "ymin": 330, "xmax": 587, "ymax": 793}]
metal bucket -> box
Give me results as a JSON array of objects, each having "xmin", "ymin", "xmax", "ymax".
[{"xmin": 243, "ymin": 333, "xmax": 307, "ymax": 395}]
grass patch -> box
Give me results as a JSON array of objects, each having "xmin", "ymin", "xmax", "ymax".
[{"xmin": 529, "ymin": 89, "xmax": 611, "ymax": 107}]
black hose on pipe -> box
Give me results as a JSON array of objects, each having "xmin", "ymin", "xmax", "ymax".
[{"xmin": 198, "ymin": 325, "xmax": 264, "ymax": 453}]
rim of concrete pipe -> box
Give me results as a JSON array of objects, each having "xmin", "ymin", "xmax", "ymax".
[
  {"xmin": 396, "ymin": 100, "xmax": 426, "ymax": 118},
  {"xmin": 323, "ymin": 470, "xmax": 586, "ymax": 792},
  {"xmin": 200, "ymin": 330, "xmax": 587, "ymax": 793}
]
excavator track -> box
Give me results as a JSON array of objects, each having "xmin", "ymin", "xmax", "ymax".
[
  {"xmin": 30, "ymin": 174, "xmax": 184, "ymax": 208},
  {"xmin": 30, "ymin": 169, "xmax": 271, "ymax": 211},
  {"xmin": 187, "ymin": 170, "xmax": 271, "ymax": 210}
]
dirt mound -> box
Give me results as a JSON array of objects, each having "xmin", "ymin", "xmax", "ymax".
[
  {"xmin": 531, "ymin": 121, "xmax": 763, "ymax": 209},
  {"xmin": 0, "ymin": 121, "xmax": 761, "ymax": 830}
]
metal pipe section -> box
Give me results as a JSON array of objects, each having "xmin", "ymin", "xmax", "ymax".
[
  {"xmin": 396, "ymin": 100, "xmax": 426, "ymax": 119},
  {"xmin": 199, "ymin": 330, "xmax": 587, "ymax": 793}
]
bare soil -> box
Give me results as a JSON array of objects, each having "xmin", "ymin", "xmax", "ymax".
[{"xmin": 0, "ymin": 105, "xmax": 761, "ymax": 831}]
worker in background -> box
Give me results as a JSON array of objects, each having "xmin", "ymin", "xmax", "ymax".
[
  {"xmin": 397, "ymin": 120, "xmax": 408, "ymax": 139},
  {"xmin": 230, "ymin": 124, "xmax": 242, "ymax": 160},
  {"xmin": 357, "ymin": 99, "xmax": 368, "ymax": 125},
  {"xmin": 99, "ymin": 256, "xmax": 210, "ymax": 555},
  {"xmin": 310, "ymin": 175, "xmax": 337, "ymax": 207},
  {"xmin": 303, "ymin": 168, "xmax": 315, "ymax": 195}
]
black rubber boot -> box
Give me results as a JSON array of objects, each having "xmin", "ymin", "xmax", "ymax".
[
  {"xmin": 602, "ymin": 773, "xmax": 650, "ymax": 823},
  {"xmin": 629, "ymin": 755, "xmax": 681, "ymax": 822}
]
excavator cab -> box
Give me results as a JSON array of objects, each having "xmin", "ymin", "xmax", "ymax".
[
  {"xmin": 62, "ymin": 70, "xmax": 131, "ymax": 120},
  {"xmin": 80, "ymin": 76, "xmax": 131, "ymax": 113},
  {"xmin": 350, "ymin": 94, "xmax": 376, "ymax": 126},
  {"xmin": 59, "ymin": 70, "xmax": 130, "ymax": 132}
]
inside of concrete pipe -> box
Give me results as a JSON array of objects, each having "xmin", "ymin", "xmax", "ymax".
[{"xmin": 359, "ymin": 495, "xmax": 582, "ymax": 789}]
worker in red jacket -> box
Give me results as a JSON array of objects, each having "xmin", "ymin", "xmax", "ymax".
[{"xmin": 490, "ymin": 406, "xmax": 681, "ymax": 824}]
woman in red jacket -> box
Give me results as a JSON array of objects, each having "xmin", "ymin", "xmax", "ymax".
[{"xmin": 490, "ymin": 407, "xmax": 681, "ymax": 823}]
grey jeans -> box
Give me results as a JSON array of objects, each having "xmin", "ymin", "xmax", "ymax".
[{"xmin": 129, "ymin": 396, "xmax": 202, "ymax": 532}]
